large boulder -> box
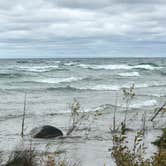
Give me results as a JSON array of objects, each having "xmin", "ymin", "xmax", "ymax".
[{"xmin": 31, "ymin": 125, "xmax": 63, "ymax": 138}]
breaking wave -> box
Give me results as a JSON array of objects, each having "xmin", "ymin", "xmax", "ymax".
[
  {"xmin": 117, "ymin": 72, "xmax": 140, "ymax": 77},
  {"xmin": 132, "ymin": 64, "xmax": 160, "ymax": 70},
  {"xmin": 77, "ymin": 63, "xmax": 162, "ymax": 71},
  {"xmin": 77, "ymin": 85, "xmax": 120, "ymax": 91},
  {"xmin": 64, "ymin": 62, "xmax": 78, "ymax": 66},
  {"xmin": 18, "ymin": 65, "xmax": 62, "ymax": 72},
  {"xmin": 34, "ymin": 77, "xmax": 84, "ymax": 84},
  {"xmin": 77, "ymin": 64, "xmax": 132, "ymax": 70},
  {"xmin": 48, "ymin": 82, "xmax": 166, "ymax": 91},
  {"xmin": 137, "ymin": 62, "xmax": 159, "ymax": 67}
]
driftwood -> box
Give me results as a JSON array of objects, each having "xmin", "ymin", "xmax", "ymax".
[{"xmin": 150, "ymin": 101, "xmax": 166, "ymax": 121}]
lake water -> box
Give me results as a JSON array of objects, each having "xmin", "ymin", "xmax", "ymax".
[{"xmin": 0, "ymin": 58, "xmax": 166, "ymax": 165}]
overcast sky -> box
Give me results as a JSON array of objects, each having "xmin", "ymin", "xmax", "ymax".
[{"xmin": 0, "ymin": 0, "xmax": 166, "ymax": 58}]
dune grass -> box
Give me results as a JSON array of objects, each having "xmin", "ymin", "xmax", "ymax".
[
  {"xmin": 5, "ymin": 145, "xmax": 78, "ymax": 166},
  {"xmin": 111, "ymin": 128, "xmax": 166, "ymax": 166}
]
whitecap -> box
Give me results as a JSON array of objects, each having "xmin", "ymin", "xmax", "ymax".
[
  {"xmin": 64, "ymin": 62, "xmax": 78, "ymax": 66},
  {"xmin": 133, "ymin": 64, "xmax": 161, "ymax": 70},
  {"xmin": 19, "ymin": 65, "xmax": 59, "ymax": 72},
  {"xmin": 75, "ymin": 85, "xmax": 121, "ymax": 91},
  {"xmin": 77, "ymin": 63, "xmax": 162, "ymax": 71},
  {"xmin": 78, "ymin": 64, "xmax": 132, "ymax": 70},
  {"xmin": 118, "ymin": 72, "xmax": 140, "ymax": 77},
  {"xmin": 134, "ymin": 83, "xmax": 149, "ymax": 88},
  {"xmin": 64, "ymin": 81, "xmax": 166, "ymax": 91},
  {"xmin": 37, "ymin": 77, "xmax": 83, "ymax": 84},
  {"xmin": 88, "ymin": 85, "xmax": 120, "ymax": 91}
]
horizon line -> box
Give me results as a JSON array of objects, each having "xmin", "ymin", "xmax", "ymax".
[{"xmin": 0, "ymin": 56, "xmax": 165, "ymax": 59}]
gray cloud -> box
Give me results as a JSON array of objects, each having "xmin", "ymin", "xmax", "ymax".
[{"xmin": 0, "ymin": 0, "xmax": 166, "ymax": 57}]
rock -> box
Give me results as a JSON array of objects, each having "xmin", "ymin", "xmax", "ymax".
[{"xmin": 31, "ymin": 125, "xmax": 63, "ymax": 138}]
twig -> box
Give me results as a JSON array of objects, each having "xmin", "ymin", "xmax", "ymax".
[{"xmin": 150, "ymin": 101, "xmax": 166, "ymax": 121}]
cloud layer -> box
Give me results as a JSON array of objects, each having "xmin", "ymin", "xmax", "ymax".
[{"xmin": 0, "ymin": 0, "xmax": 166, "ymax": 57}]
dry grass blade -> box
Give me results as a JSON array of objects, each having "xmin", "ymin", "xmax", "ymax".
[{"xmin": 21, "ymin": 93, "xmax": 27, "ymax": 138}]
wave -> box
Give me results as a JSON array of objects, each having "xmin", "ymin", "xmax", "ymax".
[
  {"xmin": 77, "ymin": 64, "xmax": 132, "ymax": 70},
  {"xmin": 95, "ymin": 99, "xmax": 157, "ymax": 110},
  {"xmin": 75, "ymin": 84, "xmax": 138, "ymax": 91},
  {"xmin": 77, "ymin": 63, "xmax": 162, "ymax": 71},
  {"xmin": 11, "ymin": 65, "xmax": 68, "ymax": 73},
  {"xmin": 64, "ymin": 62, "xmax": 78, "ymax": 66},
  {"xmin": 138, "ymin": 93, "xmax": 166, "ymax": 98},
  {"xmin": 46, "ymin": 85, "xmax": 119, "ymax": 91},
  {"xmin": 137, "ymin": 62, "xmax": 159, "ymax": 67},
  {"xmin": 56, "ymin": 82, "xmax": 166, "ymax": 91},
  {"xmin": 17, "ymin": 60, "xmax": 61, "ymax": 64},
  {"xmin": 117, "ymin": 72, "xmax": 140, "ymax": 77},
  {"xmin": 125, "ymin": 82, "xmax": 166, "ymax": 89},
  {"xmin": 47, "ymin": 86, "xmax": 78, "ymax": 91},
  {"xmin": 0, "ymin": 73, "xmax": 23, "ymax": 78},
  {"xmin": 77, "ymin": 85, "xmax": 120, "ymax": 91},
  {"xmin": 16, "ymin": 60, "xmax": 30, "ymax": 64},
  {"xmin": 18, "ymin": 65, "xmax": 62, "ymax": 72},
  {"xmin": 34, "ymin": 77, "xmax": 83, "ymax": 84},
  {"xmin": 132, "ymin": 64, "xmax": 161, "ymax": 70},
  {"xmin": 130, "ymin": 100, "xmax": 157, "ymax": 108}
]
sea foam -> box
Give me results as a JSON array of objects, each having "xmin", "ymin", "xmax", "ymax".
[
  {"xmin": 118, "ymin": 72, "xmax": 140, "ymax": 77},
  {"xmin": 19, "ymin": 65, "xmax": 59, "ymax": 72},
  {"xmin": 78, "ymin": 64, "xmax": 132, "ymax": 70},
  {"xmin": 77, "ymin": 64, "xmax": 162, "ymax": 70},
  {"xmin": 71, "ymin": 82, "xmax": 165, "ymax": 91},
  {"xmin": 36, "ymin": 77, "xmax": 83, "ymax": 84}
]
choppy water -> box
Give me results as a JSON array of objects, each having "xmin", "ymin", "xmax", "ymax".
[
  {"xmin": 0, "ymin": 58, "xmax": 166, "ymax": 165},
  {"xmin": 1, "ymin": 58, "xmax": 166, "ymax": 111}
]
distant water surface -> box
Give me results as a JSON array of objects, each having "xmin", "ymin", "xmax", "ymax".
[{"xmin": 0, "ymin": 58, "xmax": 166, "ymax": 113}]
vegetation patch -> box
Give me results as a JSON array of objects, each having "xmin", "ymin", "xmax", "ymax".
[{"xmin": 153, "ymin": 128, "xmax": 166, "ymax": 149}]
